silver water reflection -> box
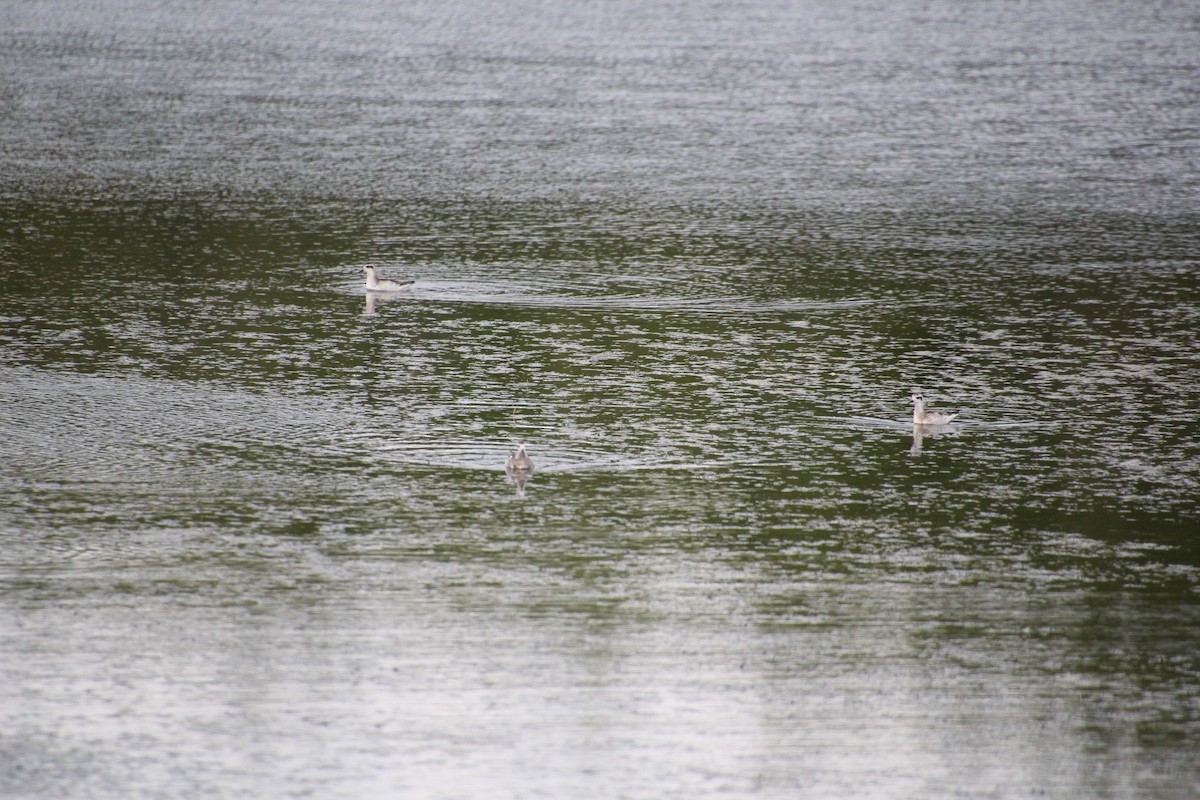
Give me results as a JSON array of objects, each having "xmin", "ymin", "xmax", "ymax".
[{"xmin": 2, "ymin": 0, "xmax": 1200, "ymax": 799}]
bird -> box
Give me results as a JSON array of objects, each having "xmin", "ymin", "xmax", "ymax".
[
  {"xmin": 911, "ymin": 393, "xmax": 959, "ymax": 425},
  {"xmin": 505, "ymin": 442, "xmax": 534, "ymax": 472},
  {"xmin": 361, "ymin": 264, "xmax": 415, "ymax": 292}
]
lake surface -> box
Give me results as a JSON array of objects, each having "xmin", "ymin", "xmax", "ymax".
[{"xmin": 2, "ymin": 0, "xmax": 1198, "ymax": 797}]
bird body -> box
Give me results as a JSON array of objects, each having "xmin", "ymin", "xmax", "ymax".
[
  {"xmin": 911, "ymin": 393, "xmax": 959, "ymax": 425},
  {"xmin": 362, "ymin": 265, "xmax": 414, "ymax": 292},
  {"xmin": 506, "ymin": 442, "xmax": 534, "ymax": 472}
]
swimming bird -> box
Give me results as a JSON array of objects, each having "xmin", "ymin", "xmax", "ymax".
[
  {"xmin": 505, "ymin": 442, "xmax": 534, "ymax": 472},
  {"xmin": 361, "ymin": 264, "xmax": 415, "ymax": 292},
  {"xmin": 911, "ymin": 393, "xmax": 960, "ymax": 425}
]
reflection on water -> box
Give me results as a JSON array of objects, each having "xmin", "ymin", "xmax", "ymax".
[
  {"xmin": 362, "ymin": 289, "xmax": 411, "ymax": 317},
  {"xmin": 908, "ymin": 422, "xmax": 958, "ymax": 455},
  {"xmin": 505, "ymin": 465, "xmax": 534, "ymax": 498},
  {"xmin": 2, "ymin": 0, "xmax": 1199, "ymax": 797}
]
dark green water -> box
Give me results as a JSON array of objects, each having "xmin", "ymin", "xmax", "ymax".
[{"xmin": 2, "ymin": 0, "xmax": 1198, "ymax": 797}]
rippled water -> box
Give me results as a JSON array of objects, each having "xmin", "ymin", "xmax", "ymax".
[{"xmin": 2, "ymin": 0, "xmax": 1199, "ymax": 798}]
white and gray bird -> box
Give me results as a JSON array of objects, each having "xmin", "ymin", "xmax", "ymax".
[
  {"xmin": 361, "ymin": 264, "xmax": 415, "ymax": 292},
  {"xmin": 911, "ymin": 393, "xmax": 959, "ymax": 425},
  {"xmin": 505, "ymin": 442, "xmax": 534, "ymax": 472}
]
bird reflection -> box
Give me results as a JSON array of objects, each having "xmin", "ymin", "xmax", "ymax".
[
  {"xmin": 506, "ymin": 467, "xmax": 533, "ymax": 496},
  {"xmin": 910, "ymin": 422, "xmax": 957, "ymax": 454},
  {"xmin": 910, "ymin": 423, "xmax": 929, "ymax": 454},
  {"xmin": 362, "ymin": 291, "xmax": 407, "ymax": 316},
  {"xmin": 505, "ymin": 442, "xmax": 535, "ymax": 496}
]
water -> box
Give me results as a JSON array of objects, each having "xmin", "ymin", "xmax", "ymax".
[{"xmin": 2, "ymin": 0, "xmax": 1199, "ymax": 797}]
